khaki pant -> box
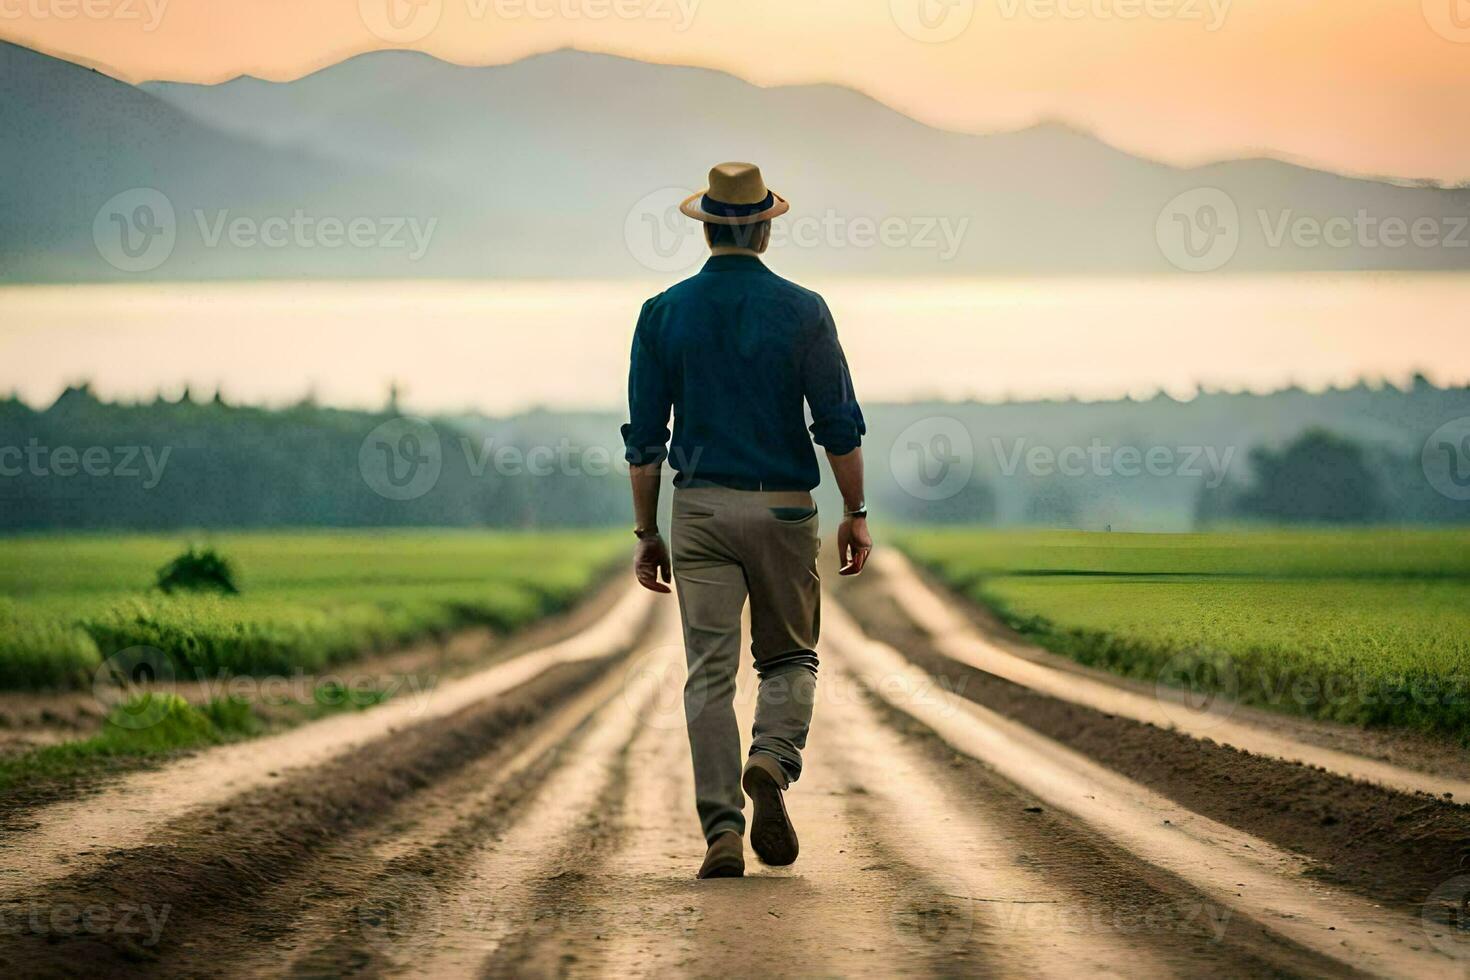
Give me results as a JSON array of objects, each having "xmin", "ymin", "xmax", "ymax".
[{"xmin": 671, "ymin": 486, "xmax": 821, "ymax": 842}]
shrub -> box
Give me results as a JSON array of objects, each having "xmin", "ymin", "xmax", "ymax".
[{"xmin": 156, "ymin": 546, "xmax": 240, "ymax": 595}]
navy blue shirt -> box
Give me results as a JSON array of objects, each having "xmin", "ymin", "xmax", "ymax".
[{"xmin": 621, "ymin": 254, "xmax": 865, "ymax": 490}]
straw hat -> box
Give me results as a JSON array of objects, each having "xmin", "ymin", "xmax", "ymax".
[{"xmin": 679, "ymin": 162, "xmax": 790, "ymax": 225}]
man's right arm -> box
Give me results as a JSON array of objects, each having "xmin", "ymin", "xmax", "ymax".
[{"xmin": 621, "ymin": 299, "xmax": 673, "ymax": 594}]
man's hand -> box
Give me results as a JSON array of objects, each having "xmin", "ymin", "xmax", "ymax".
[
  {"xmin": 634, "ymin": 534, "xmax": 673, "ymax": 593},
  {"xmin": 837, "ymin": 515, "xmax": 872, "ymax": 576}
]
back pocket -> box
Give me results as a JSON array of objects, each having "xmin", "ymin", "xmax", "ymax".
[{"xmin": 769, "ymin": 506, "xmax": 817, "ymax": 523}]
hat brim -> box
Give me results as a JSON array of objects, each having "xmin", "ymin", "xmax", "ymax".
[{"xmin": 679, "ymin": 191, "xmax": 790, "ymax": 225}]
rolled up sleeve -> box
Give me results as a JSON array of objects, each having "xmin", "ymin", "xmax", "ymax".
[
  {"xmin": 801, "ymin": 298, "xmax": 866, "ymax": 455},
  {"xmin": 620, "ymin": 299, "xmax": 672, "ymax": 466}
]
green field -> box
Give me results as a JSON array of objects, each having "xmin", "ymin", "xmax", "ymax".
[
  {"xmin": 0, "ymin": 531, "xmax": 624, "ymax": 690},
  {"xmin": 898, "ymin": 529, "xmax": 1470, "ymax": 739}
]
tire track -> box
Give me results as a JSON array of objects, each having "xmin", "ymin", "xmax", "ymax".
[
  {"xmin": 164, "ymin": 650, "xmax": 650, "ymax": 979},
  {"xmin": 0, "ymin": 654, "xmax": 629, "ymax": 979},
  {"xmin": 0, "ymin": 584, "xmax": 653, "ymax": 901},
  {"xmin": 457, "ymin": 591, "xmax": 1341, "ymax": 979},
  {"xmin": 822, "ymin": 598, "xmax": 1469, "ymax": 977},
  {"xmin": 848, "ymin": 554, "xmax": 1470, "ymax": 919},
  {"xmin": 873, "ymin": 551, "xmax": 1470, "ymax": 800},
  {"xmin": 814, "ymin": 628, "xmax": 1348, "ymax": 977},
  {"xmin": 481, "ymin": 612, "xmax": 984, "ymax": 979},
  {"xmin": 8, "ymin": 569, "xmax": 1459, "ymax": 979},
  {"xmin": 344, "ymin": 602, "xmax": 683, "ymax": 977}
]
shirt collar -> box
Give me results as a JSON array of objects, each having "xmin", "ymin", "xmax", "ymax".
[{"xmin": 700, "ymin": 253, "xmax": 769, "ymax": 274}]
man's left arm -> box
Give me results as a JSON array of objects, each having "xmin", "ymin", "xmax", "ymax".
[{"xmin": 800, "ymin": 297, "xmax": 871, "ymax": 574}]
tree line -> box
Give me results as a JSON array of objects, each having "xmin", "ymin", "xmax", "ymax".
[{"xmin": 1, "ymin": 381, "xmax": 1467, "ymax": 530}]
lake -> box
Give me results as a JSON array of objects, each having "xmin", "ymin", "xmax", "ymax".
[{"xmin": 2, "ymin": 273, "xmax": 1467, "ymax": 412}]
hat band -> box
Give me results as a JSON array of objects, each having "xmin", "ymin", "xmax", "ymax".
[{"xmin": 700, "ymin": 191, "xmax": 775, "ymax": 218}]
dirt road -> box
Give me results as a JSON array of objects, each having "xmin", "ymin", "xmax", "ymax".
[{"xmin": 2, "ymin": 561, "xmax": 1468, "ymax": 978}]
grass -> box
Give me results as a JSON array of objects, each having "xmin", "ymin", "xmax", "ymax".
[
  {"xmin": 0, "ymin": 682, "xmax": 431, "ymax": 801},
  {"xmin": 0, "ymin": 693, "xmax": 259, "ymax": 794},
  {"xmin": 0, "ymin": 681, "xmax": 413, "ymax": 796},
  {"xmin": 0, "ymin": 530, "xmax": 624, "ymax": 690},
  {"xmin": 897, "ymin": 528, "xmax": 1470, "ymax": 739}
]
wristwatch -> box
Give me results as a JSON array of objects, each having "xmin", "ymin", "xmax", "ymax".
[
  {"xmin": 843, "ymin": 502, "xmax": 868, "ymax": 520},
  {"xmin": 633, "ymin": 526, "xmax": 661, "ymax": 540}
]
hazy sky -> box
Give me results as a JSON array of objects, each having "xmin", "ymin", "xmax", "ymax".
[{"xmin": 4, "ymin": 0, "xmax": 1470, "ymax": 183}]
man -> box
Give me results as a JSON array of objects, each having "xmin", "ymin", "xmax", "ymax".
[{"xmin": 621, "ymin": 162, "xmax": 872, "ymax": 880}]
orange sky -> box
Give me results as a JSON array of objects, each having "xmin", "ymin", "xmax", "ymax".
[{"xmin": 3, "ymin": 0, "xmax": 1469, "ymax": 182}]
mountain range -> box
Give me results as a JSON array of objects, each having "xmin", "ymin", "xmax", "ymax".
[{"xmin": 2, "ymin": 40, "xmax": 1468, "ymax": 282}]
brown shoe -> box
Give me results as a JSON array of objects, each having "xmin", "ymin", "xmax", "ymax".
[
  {"xmin": 698, "ymin": 830, "xmax": 745, "ymax": 879},
  {"xmin": 742, "ymin": 753, "xmax": 799, "ymax": 867}
]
